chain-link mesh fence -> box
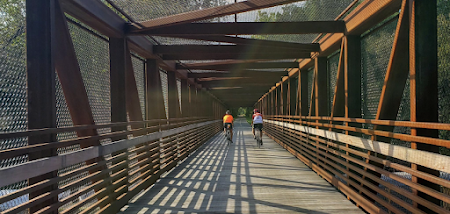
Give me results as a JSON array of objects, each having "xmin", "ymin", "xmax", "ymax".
[
  {"xmin": 437, "ymin": 0, "xmax": 450, "ymax": 210},
  {"xmin": 307, "ymin": 67, "xmax": 314, "ymax": 114},
  {"xmin": 0, "ymin": 0, "xmax": 28, "ymax": 212},
  {"xmin": 132, "ymin": 56, "xmax": 146, "ymax": 117},
  {"xmin": 160, "ymin": 69, "xmax": 169, "ymax": 119},
  {"xmin": 327, "ymin": 50, "xmax": 340, "ymax": 114}
]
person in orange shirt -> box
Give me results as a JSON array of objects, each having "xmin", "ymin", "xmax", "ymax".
[{"xmin": 223, "ymin": 110, "xmax": 234, "ymax": 142}]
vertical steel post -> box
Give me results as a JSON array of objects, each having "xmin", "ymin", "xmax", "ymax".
[
  {"xmin": 27, "ymin": 0, "xmax": 57, "ymax": 212},
  {"xmin": 409, "ymin": 0, "xmax": 441, "ymax": 212}
]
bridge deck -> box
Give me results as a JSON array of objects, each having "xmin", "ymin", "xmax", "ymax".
[{"xmin": 119, "ymin": 118, "xmax": 364, "ymax": 214}]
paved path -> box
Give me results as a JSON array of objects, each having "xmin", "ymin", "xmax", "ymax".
[{"xmin": 120, "ymin": 118, "xmax": 364, "ymax": 214}]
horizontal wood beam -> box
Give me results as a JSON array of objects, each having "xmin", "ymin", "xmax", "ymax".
[
  {"xmin": 163, "ymin": 52, "xmax": 311, "ymax": 60},
  {"xmin": 154, "ymin": 45, "xmax": 317, "ymax": 54},
  {"xmin": 179, "ymin": 61, "xmax": 299, "ymax": 70},
  {"xmin": 187, "ymin": 71, "xmax": 286, "ymax": 78},
  {"xmin": 135, "ymin": 0, "xmax": 305, "ymax": 29},
  {"xmin": 131, "ymin": 21, "xmax": 346, "ymax": 36},
  {"xmin": 168, "ymin": 35, "xmax": 321, "ymax": 50}
]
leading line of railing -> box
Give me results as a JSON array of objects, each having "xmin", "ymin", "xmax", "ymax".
[
  {"xmin": 263, "ymin": 115, "xmax": 450, "ymax": 214},
  {"xmin": 0, "ymin": 117, "xmax": 222, "ymax": 214}
]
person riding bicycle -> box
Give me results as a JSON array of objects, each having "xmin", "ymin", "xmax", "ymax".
[
  {"xmin": 252, "ymin": 109, "xmax": 263, "ymax": 145},
  {"xmin": 223, "ymin": 110, "xmax": 234, "ymax": 142}
]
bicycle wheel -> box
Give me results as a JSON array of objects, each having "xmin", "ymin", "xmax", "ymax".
[
  {"xmin": 226, "ymin": 129, "xmax": 231, "ymax": 145},
  {"xmin": 256, "ymin": 129, "xmax": 261, "ymax": 148}
]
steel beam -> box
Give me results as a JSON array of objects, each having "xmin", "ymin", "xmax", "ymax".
[
  {"xmin": 131, "ymin": 21, "xmax": 346, "ymax": 36},
  {"xmin": 163, "ymin": 52, "xmax": 310, "ymax": 60},
  {"xmin": 174, "ymin": 35, "xmax": 321, "ymax": 50},
  {"xmin": 110, "ymin": 38, "xmax": 128, "ymax": 136},
  {"xmin": 187, "ymin": 71, "xmax": 286, "ymax": 78},
  {"xmin": 179, "ymin": 61, "xmax": 298, "ymax": 71},
  {"xmin": 154, "ymin": 45, "xmax": 315, "ymax": 54},
  {"xmin": 409, "ymin": 0, "xmax": 440, "ymax": 212},
  {"xmin": 27, "ymin": 0, "xmax": 58, "ymax": 212},
  {"xmin": 135, "ymin": 0, "xmax": 306, "ymax": 29}
]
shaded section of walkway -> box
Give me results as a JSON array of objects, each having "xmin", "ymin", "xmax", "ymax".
[{"xmin": 119, "ymin": 118, "xmax": 364, "ymax": 214}]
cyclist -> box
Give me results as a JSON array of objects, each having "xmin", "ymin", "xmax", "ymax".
[
  {"xmin": 252, "ymin": 109, "xmax": 263, "ymax": 145},
  {"xmin": 223, "ymin": 110, "xmax": 234, "ymax": 142}
]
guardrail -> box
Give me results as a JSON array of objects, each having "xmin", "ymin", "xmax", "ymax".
[
  {"xmin": 264, "ymin": 115, "xmax": 450, "ymax": 214},
  {"xmin": 0, "ymin": 117, "xmax": 222, "ymax": 214}
]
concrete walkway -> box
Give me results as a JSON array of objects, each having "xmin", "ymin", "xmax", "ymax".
[{"xmin": 119, "ymin": 118, "xmax": 364, "ymax": 214}]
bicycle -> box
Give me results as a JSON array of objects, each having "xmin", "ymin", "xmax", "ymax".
[
  {"xmin": 255, "ymin": 126, "xmax": 262, "ymax": 148},
  {"xmin": 225, "ymin": 124, "xmax": 232, "ymax": 146}
]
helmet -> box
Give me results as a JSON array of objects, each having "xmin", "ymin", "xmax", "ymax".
[
  {"xmin": 226, "ymin": 110, "xmax": 231, "ymax": 114},
  {"xmin": 254, "ymin": 109, "xmax": 260, "ymax": 113}
]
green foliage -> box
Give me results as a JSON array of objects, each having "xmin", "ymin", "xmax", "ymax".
[{"xmin": 0, "ymin": 0, "xmax": 25, "ymax": 50}]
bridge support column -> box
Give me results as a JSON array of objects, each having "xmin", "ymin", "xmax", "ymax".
[
  {"xmin": 26, "ymin": 0, "xmax": 58, "ymax": 212},
  {"xmin": 110, "ymin": 38, "xmax": 128, "ymax": 136},
  {"xmin": 409, "ymin": 0, "xmax": 441, "ymax": 212}
]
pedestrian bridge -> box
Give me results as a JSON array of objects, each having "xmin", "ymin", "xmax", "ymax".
[
  {"xmin": 119, "ymin": 119, "xmax": 362, "ymax": 214},
  {"xmin": 1, "ymin": 0, "xmax": 450, "ymax": 213}
]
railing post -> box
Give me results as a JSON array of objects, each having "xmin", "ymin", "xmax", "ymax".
[
  {"xmin": 26, "ymin": 0, "xmax": 58, "ymax": 212},
  {"xmin": 409, "ymin": 0, "xmax": 441, "ymax": 212}
]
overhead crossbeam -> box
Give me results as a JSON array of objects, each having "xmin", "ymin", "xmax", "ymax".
[
  {"xmin": 154, "ymin": 45, "xmax": 318, "ymax": 54},
  {"xmin": 130, "ymin": 21, "xmax": 346, "ymax": 36},
  {"xmin": 134, "ymin": 0, "xmax": 306, "ymax": 29},
  {"xmin": 163, "ymin": 52, "xmax": 310, "ymax": 60},
  {"xmin": 188, "ymin": 71, "xmax": 286, "ymax": 78},
  {"xmin": 178, "ymin": 61, "xmax": 299, "ymax": 70},
  {"xmin": 201, "ymin": 80, "xmax": 276, "ymax": 88},
  {"xmin": 163, "ymin": 35, "xmax": 321, "ymax": 50}
]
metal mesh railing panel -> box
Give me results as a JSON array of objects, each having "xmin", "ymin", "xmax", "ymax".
[
  {"xmin": 177, "ymin": 79, "xmax": 182, "ymax": 113},
  {"xmin": 68, "ymin": 22, "xmax": 111, "ymax": 141},
  {"xmin": 0, "ymin": 1, "xmax": 28, "ymax": 211},
  {"xmin": 307, "ymin": 67, "xmax": 314, "ymax": 114},
  {"xmin": 56, "ymin": 77, "xmax": 79, "ymax": 154},
  {"xmin": 360, "ymin": 18, "xmax": 397, "ymax": 121},
  {"xmin": 437, "ymin": 1, "xmax": 450, "ymax": 211},
  {"xmin": 132, "ymin": 56, "xmax": 146, "ymax": 117},
  {"xmin": 327, "ymin": 50, "xmax": 340, "ymax": 114},
  {"xmin": 109, "ymin": 0, "xmax": 231, "ymax": 22}
]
